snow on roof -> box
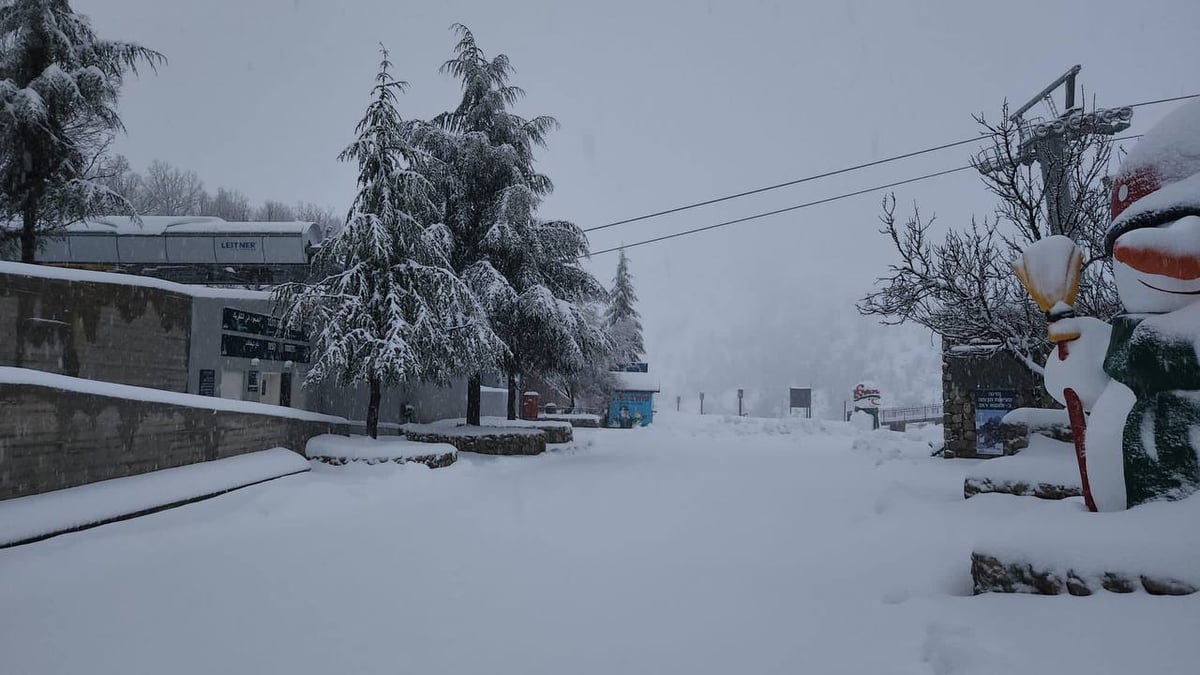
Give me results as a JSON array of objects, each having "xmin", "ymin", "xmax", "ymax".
[
  {"xmin": 0, "ymin": 260, "xmax": 273, "ymax": 300},
  {"xmin": 0, "ymin": 367, "xmax": 348, "ymax": 425},
  {"xmin": 4, "ymin": 216, "xmax": 323, "ymax": 241},
  {"xmin": 60, "ymin": 216, "xmax": 322, "ymax": 237},
  {"xmin": 613, "ymin": 370, "xmax": 660, "ymax": 392}
]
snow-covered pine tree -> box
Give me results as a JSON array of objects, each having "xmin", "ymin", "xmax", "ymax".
[
  {"xmin": 549, "ymin": 302, "xmax": 621, "ymax": 411},
  {"xmin": 605, "ymin": 248, "xmax": 645, "ymax": 366},
  {"xmin": 272, "ymin": 47, "xmax": 499, "ymax": 438},
  {"xmin": 465, "ymin": 184, "xmax": 611, "ymax": 418},
  {"xmin": 0, "ymin": 0, "xmax": 162, "ymax": 261},
  {"xmin": 425, "ymin": 23, "xmax": 561, "ymax": 424}
]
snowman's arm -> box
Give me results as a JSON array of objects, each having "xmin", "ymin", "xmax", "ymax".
[{"xmin": 1042, "ymin": 316, "xmax": 1112, "ymax": 411}]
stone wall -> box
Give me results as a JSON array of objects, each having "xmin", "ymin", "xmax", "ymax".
[
  {"xmin": 0, "ymin": 383, "xmax": 344, "ymax": 500},
  {"xmin": 942, "ymin": 344, "xmax": 1058, "ymax": 458},
  {"xmin": 0, "ymin": 270, "xmax": 191, "ymax": 392},
  {"xmin": 406, "ymin": 429, "xmax": 547, "ymax": 456}
]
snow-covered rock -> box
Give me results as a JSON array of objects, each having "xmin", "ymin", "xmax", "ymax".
[
  {"xmin": 305, "ymin": 434, "xmax": 456, "ymax": 468},
  {"xmin": 964, "ymin": 436, "xmax": 1082, "ymax": 500}
]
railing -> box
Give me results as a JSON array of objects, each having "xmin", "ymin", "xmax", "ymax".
[{"xmin": 878, "ymin": 404, "xmax": 943, "ymax": 424}]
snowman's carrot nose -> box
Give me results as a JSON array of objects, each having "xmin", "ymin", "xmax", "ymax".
[{"xmin": 1113, "ymin": 243, "xmax": 1200, "ymax": 280}]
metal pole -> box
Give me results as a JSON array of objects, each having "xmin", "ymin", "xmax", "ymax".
[
  {"xmin": 700, "ymin": 392, "xmax": 705, "ymax": 415},
  {"xmin": 1040, "ymin": 135, "xmax": 1072, "ymax": 235},
  {"xmin": 1010, "ymin": 64, "xmax": 1081, "ymax": 122}
]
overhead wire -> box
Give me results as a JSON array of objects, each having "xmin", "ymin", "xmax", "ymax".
[
  {"xmin": 581, "ymin": 136, "xmax": 985, "ymax": 233},
  {"xmin": 588, "ymin": 133, "xmax": 1145, "ymax": 257},
  {"xmin": 585, "ymin": 93, "xmax": 1199, "ymax": 238}
]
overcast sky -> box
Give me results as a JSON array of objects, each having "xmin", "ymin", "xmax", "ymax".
[{"xmin": 77, "ymin": 0, "xmax": 1200, "ymax": 414}]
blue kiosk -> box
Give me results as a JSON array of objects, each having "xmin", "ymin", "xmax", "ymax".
[{"xmin": 608, "ymin": 364, "xmax": 659, "ymax": 428}]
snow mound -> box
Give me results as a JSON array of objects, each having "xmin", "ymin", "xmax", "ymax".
[
  {"xmin": 963, "ymin": 436, "xmax": 1082, "ymax": 501},
  {"xmin": 305, "ymin": 435, "xmax": 457, "ymax": 462},
  {"xmin": 1000, "ymin": 407, "xmax": 1069, "ymax": 429},
  {"xmin": 975, "ymin": 493, "xmax": 1200, "ymax": 588},
  {"xmin": 966, "ymin": 436, "xmax": 1081, "ymax": 488},
  {"xmin": 0, "ymin": 448, "xmax": 308, "ymax": 548}
]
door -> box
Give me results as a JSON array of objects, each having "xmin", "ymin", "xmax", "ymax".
[
  {"xmin": 220, "ymin": 369, "xmax": 244, "ymax": 400},
  {"xmin": 260, "ymin": 373, "xmax": 282, "ymax": 406}
]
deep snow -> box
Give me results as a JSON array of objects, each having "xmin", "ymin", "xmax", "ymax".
[{"xmin": 0, "ymin": 412, "xmax": 1196, "ymax": 675}]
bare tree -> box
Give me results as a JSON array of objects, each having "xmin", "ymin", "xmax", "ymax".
[
  {"xmin": 139, "ymin": 160, "xmax": 205, "ymax": 215},
  {"xmin": 93, "ymin": 154, "xmax": 146, "ymax": 208},
  {"xmin": 255, "ymin": 200, "xmax": 295, "ymax": 222},
  {"xmin": 858, "ymin": 102, "xmax": 1121, "ymax": 373},
  {"xmin": 294, "ymin": 202, "xmax": 342, "ymax": 237},
  {"xmin": 199, "ymin": 187, "xmax": 252, "ymax": 221}
]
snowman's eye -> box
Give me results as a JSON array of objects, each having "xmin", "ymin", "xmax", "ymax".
[{"xmin": 1118, "ymin": 184, "xmax": 1129, "ymax": 202}]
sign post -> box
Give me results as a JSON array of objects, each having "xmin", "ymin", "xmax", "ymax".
[
  {"xmin": 973, "ymin": 389, "xmax": 1016, "ymax": 456},
  {"xmin": 198, "ymin": 369, "xmax": 215, "ymax": 397},
  {"xmin": 852, "ymin": 383, "xmax": 882, "ymax": 429},
  {"xmin": 789, "ymin": 387, "xmax": 812, "ymax": 419}
]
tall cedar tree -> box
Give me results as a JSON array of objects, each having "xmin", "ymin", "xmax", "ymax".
[
  {"xmin": 0, "ymin": 0, "xmax": 161, "ymax": 261},
  {"xmin": 605, "ymin": 248, "xmax": 644, "ymax": 365},
  {"xmin": 467, "ymin": 186, "xmax": 611, "ymax": 419},
  {"xmin": 273, "ymin": 48, "xmax": 500, "ymax": 437},
  {"xmin": 428, "ymin": 24, "xmax": 585, "ymax": 423}
]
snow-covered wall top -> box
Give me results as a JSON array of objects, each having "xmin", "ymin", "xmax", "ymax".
[
  {"xmin": 0, "ymin": 261, "xmax": 272, "ymax": 300},
  {"xmin": 0, "ymin": 367, "xmax": 348, "ymax": 425}
]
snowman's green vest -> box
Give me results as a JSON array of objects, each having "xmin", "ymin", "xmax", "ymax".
[{"xmin": 1103, "ymin": 314, "xmax": 1200, "ymax": 506}]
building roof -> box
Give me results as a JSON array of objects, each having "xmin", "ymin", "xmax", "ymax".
[
  {"xmin": 67, "ymin": 216, "xmax": 321, "ymax": 237},
  {"xmin": 613, "ymin": 371, "xmax": 660, "ymax": 392},
  {"xmin": 4, "ymin": 216, "xmax": 322, "ymax": 238}
]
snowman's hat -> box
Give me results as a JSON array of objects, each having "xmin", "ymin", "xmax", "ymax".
[{"xmin": 1106, "ymin": 99, "xmax": 1200, "ymax": 254}]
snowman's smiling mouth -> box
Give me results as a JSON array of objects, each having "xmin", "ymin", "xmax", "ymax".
[{"xmin": 1138, "ymin": 279, "xmax": 1200, "ymax": 295}]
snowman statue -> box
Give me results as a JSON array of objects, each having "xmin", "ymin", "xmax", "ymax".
[{"xmin": 1016, "ymin": 100, "xmax": 1200, "ymax": 512}]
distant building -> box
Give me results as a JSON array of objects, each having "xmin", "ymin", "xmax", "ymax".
[
  {"xmin": 4, "ymin": 215, "xmax": 323, "ymax": 285},
  {"xmin": 608, "ymin": 369, "xmax": 659, "ymax": 428}
]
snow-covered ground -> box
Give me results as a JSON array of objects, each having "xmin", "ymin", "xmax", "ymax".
[
  {"xmin": 965, "ymin": 435, "xmax": 1082, "ymax": 490},
  {"xmin": 1, "ymin": 412, "xmax": 1196, "ymax": 675}
]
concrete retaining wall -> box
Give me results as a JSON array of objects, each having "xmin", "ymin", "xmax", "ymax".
[
  {"xmin": 0, "ymin": 382, "xmax": 344, "ymax": 500},
  {"xmin": 0, "ymin": 269, "xmax": 191, "ymax": 391}
]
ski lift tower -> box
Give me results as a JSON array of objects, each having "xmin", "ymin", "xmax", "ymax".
[{"xmin": 974, "ymin": 65, "xmax": 1133, "ymax": 235}]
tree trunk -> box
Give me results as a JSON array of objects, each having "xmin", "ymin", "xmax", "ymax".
[
  {"xmin": 466, "ymin": 373, "xmax": 481, "ymax": 426},
  {"xmin": 507, "ymin": 368, "xmax": 519, "ymax": 421},
  {"xmin": 366, "ymin": 375, "xmax": 382, "ymax": 439},
  {"xmin": 20, "ymin": 205, "xmax": 38, "ymax": 264}
]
